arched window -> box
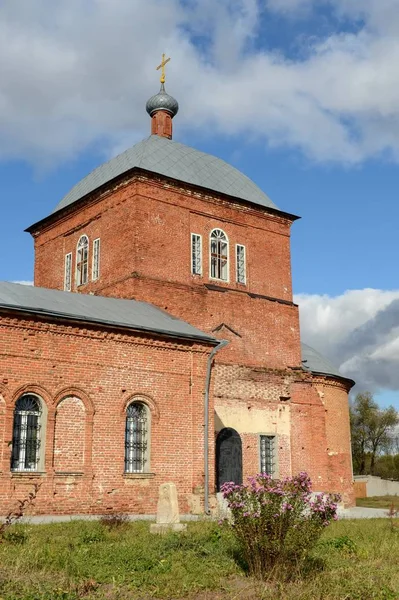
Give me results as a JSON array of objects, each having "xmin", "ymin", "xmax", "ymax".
[
  {"xmin": 11, "ymin": 394, "xmax": 42, "ymax": 472},
  {"xmin": 210, "ymin": 229, "xmax": 228, "ymax": 281},
  {"xmin": 76, "ymin": 235, "xmax": 89, "ymax": 286},
  {"xmin": 125, "ymin": 401, "xmax": 150, "ymax": 473}
]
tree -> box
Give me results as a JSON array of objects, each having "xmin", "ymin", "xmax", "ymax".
[{"xmin": 350, "ymin": 392, "xmax": 399, "ymax": 475}]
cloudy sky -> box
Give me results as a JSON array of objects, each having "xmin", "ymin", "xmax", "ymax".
[{"xmin": 2, "ymin": 0, "xmax": 399, "ymax": 406}]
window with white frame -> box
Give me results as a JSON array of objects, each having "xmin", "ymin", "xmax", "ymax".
[
  {"xmin": 210, "ymin": 228, "xmax": 228, "ymax": 281},
  {"xmin": 236, "ymin": 244, "xmax": 246, "ymax": 284},
  {"xmin": 64, "ymin": 252, "xmax": 72, "ymax": 291},
  {"xmin": 92, "ymin": 238, "xmax": 100, "ymax": 281},
  {"xmin": 260, "ymin": 435, "xmax": 276, "ymax": 476},
  {"xmin": 191, "ymin": 233, "xmax": 202, "ymax": 275},
  {"xmin": 125, "ymin": 401, "xmax": 150, "ymax": 473},
  {"xmin": 76, "ymin": 235, "xmax": 89, "ymax": 286},
  {"xmin": 11, "ymin": 395, "xmax": 42, "ymax": 472}
]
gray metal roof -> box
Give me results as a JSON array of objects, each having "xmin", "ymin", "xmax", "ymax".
[
  {"xmin": 53, "ymin": 135, "xmax": 278, "ymax": 214},
  {"xmin": 301, "ymin": 342, "xmax": 346, "ymax": 380},
  {"xmin": 0, "ymin": 281, "xmax": 217, "ymax": 344}
]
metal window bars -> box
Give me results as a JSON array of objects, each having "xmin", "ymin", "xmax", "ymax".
[
  {"xmin": 125, "ymin": 402, "xmax": 148, "ymax": 473},
  {"xmin": 260, "ymin": 435, "xmax": 275, "ymax": 476},
  {"xmin": 11, "ymin": 395, "xmax": 42, "ymax": 472}
]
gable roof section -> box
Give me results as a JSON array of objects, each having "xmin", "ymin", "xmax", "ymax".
[
  {"xmin": 53, "ymin": 135, "xmax": 278, "ymax": 215},
  {"xmin": 0, "ymin": 282, "xmax": 217, "ymax": 344}
]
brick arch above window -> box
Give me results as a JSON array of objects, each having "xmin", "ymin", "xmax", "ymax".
[
  {"xmin": 11, "ymin": 384, "xmax": 51, "ymax": 410},
  {"xmin": 121, "ymin": 393, "xmax": 160, "ymax": 423},
  {"xmin": 53, "ymin": 387, "xmax": 95, "ymax": 417}
]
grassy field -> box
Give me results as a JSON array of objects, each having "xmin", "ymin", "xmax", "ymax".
[
  {"xmin": 0, "ymin": 518, "xmax": 399, "ymax": 600},
  {"xmin": 356, "ymin": 495, "xmax": 399, "ymax": 509}
]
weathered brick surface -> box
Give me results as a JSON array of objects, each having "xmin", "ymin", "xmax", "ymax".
[
  {"xmin": 19, "ymin": 166, "xmax": 356, "ymax": 511},
  {"xmin": 0, "ymin": 314, "xmax": 213, "ymax": 515}
]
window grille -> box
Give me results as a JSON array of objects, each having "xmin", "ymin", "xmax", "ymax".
[
  {"xmin": 76, "ymin": 235, "xmax": 89, "ymax": 286},
  {"xmin": 92, "ymin": 238, "xmax": 100, "ymax": 281},
  {"xmin": 260, "ymin": 435, "xmax": 276, "ymax": 476},
  {"xmin": 210, "ymin": 229, "xmax": 228, "ymax": 281},
  {"xmin": 125, "ymin": 402, "xmax": 149, "ymax": 473},
  {"xmin": 236, "ymin": 244, "xmax": 246, "ymax": 284},
  {"xmin": 191, "ymin": 233, "xmax": 202, "ymax": 275},
  {"xmin": 11, "ymin": 395, "xmax": 42, "ymax": 472},
  {"xmin": 64, "ymin": 252, "xmax": 72, "ymax": 291}
]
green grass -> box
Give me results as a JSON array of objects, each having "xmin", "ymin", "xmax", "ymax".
[
  {"xmin": 0, "ymin": 518, "xmax": 399, "ymax": 599},
  {"xmin": 356, "ymin": 496, "xmax": 399, "ymax": 509}
]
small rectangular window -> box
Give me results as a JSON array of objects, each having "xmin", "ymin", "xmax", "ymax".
[
  {"xmin": 64, "ymin": 253, "xmax": 72, "ymax": 292},
  {"xmin": 236, "ymin": 244, "xmax": 246, "ymax": 284},
  {"xmin": 92, "ymin": 238, "xmax": 100, "ymax": 281},
  {"xmin": 191, "ymin": 233, "xmax": 202, "ymax": 275},
  {"xmin": 260, "ymin": 435, "xmax": 276, "ymax": 476}
]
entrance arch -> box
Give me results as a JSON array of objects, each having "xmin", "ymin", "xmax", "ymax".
[{"xmin": 216, "ymin": 428, "xmax": 243, "ymax": 491}]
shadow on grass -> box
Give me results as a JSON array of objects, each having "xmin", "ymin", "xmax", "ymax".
[{"xmin": 228, "ymin": 544, "xmax": 326, "ymax": 583}]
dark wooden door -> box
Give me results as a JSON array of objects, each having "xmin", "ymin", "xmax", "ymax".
[{"xmin": 216, "ymin": 428, "xmax": 243, "ymax": 491}]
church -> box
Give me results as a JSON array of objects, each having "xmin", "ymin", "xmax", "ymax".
[{"xmin": 0, "ymin": 58, "xmax": 355, "ymax": 516}]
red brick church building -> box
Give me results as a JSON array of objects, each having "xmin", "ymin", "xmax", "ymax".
[{"xmin": 0, "ymin": 73, "xmax": 355, "ymax": 515}]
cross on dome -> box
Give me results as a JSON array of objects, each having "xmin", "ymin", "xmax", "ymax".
[
  {"xmin": 156, "ymin": 53, "xmax": 171, "ymax": 85},
  {"xmin": 146, "ymin": 54, "xmax": 179, "ymax": 139}
]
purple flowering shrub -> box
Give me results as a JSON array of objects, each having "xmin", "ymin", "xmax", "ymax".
[{"xmin": 220, "ymin": 472, "xmax": 340, "ymax": 580}]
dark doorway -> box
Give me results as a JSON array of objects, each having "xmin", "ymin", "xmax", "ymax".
[{"xmin": 216, "ymin": 428, "xmax": 243, "ymax": 491}]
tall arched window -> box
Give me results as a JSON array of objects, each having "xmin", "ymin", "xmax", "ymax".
[
  {"xmin": 76, "ymin": 235, "xmax": 89, "ymax": 286},
  {"xmin": 125, "ymin": 401, "xmax": 150, "ymax": 473},
  {"xmin": 11, "ymin": 394, "xmax": 42, "ymax": 472},
  {"xmin": 210, "ymin": 229, "xmax": 229, "ymax": 281}
]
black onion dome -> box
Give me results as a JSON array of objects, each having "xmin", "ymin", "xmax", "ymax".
[{"xmin": 146, "ymin": 83, "xmax": 179, "ymax": 117}]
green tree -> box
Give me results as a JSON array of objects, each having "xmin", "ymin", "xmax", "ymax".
[
  {"xmin": 350, "ymin": 392, "xmax": 399, "ymax": 475},
  {"xmin": 374, "ymin": 454, "xmax": 399, "ymax": 480}
]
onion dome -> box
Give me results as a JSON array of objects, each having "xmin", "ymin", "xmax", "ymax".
[{"xmin": 146, "ymin": 83, "xmax": 179, "ymax": 118}]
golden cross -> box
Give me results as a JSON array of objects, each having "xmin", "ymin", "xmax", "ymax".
[{"xmin": 156, "ymin": 53, "xmax": 171, "ymax": 84}]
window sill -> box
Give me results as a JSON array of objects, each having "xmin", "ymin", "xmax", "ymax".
[
  {"xmin": 54, "ymin": 472, "xmax": 84, "ymax": 477},
  {"xmin": 209, "ymin": 277, "xmax": 229, "ymax": 284},
  {"xmin": 11, "ymin": 471, "xmax": 46, "ymax": 478},
  {"xmin": 123, "ymin": 472, "xmax": 155, "ymax": 479}
]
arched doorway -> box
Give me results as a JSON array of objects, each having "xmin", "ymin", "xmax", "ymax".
[{"xmin": 216, "ymin": 428, "xmax": 243, "ymax": 491}]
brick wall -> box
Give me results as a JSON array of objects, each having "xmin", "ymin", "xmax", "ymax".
[
  {"xmin": 27, "ymin": 169, "xmax": 355, "ymax": 507},
  {"xmin": 0, "ymin": 312, "xmax": 213, "ymax": 515},
  {"xmin": 31, "ymin": 173, "xmax": 301, "ymax": 370}
]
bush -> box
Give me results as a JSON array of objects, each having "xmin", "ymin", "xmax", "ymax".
[{"xmin": 221, "ymin": 472, "xmax": 340, "ymax": 580}]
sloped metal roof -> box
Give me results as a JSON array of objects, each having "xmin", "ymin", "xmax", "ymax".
[
  {"xmin": 301, "ymin": 342, "xmax": 352, "ymax": 383},
  {"xmin": 53, "ymin": 135, "xmax": 278, "ymax": 214},
  {"xmin": 0, "ymin": 282, "xmax": 217, "ymax": 344}
]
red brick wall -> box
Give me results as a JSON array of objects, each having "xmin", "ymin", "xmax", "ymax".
[
  {"xmin": 53, "ymin": 397, "xmax": 85, "ymax": 472},
  {"xmin": 27, "ymin": 170, "xmax": 355, "ymax": 507},
  {"xmin": 290, "ymin": 377, "xmax": 354, "ymax": 506},
  {"xmin": 314, "ymin": 377, "xmax": 354, "ymax": 505},
  {"xmin": 0, "ymin": 313, "xmax": 213, "ymax": 515},
  {"xmin": 31, "ymin": 174, "xmax": 301, "ymax": 370}
]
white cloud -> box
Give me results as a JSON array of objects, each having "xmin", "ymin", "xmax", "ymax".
[
  {"xmin": 296, "ymin": 288, "xmax": 399, "ymax": 392},
  {"xmin": 1, "ymin": 0, "xmax": 399, "ymax": 165},
  {"xmin": 11, "ymin": 281, "xmax": 34, "ymax": 286}
]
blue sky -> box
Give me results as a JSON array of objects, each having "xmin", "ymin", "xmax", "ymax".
[{"xmin": 1, "ymin": 0, "xmax": 399, "ymax": 407}]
